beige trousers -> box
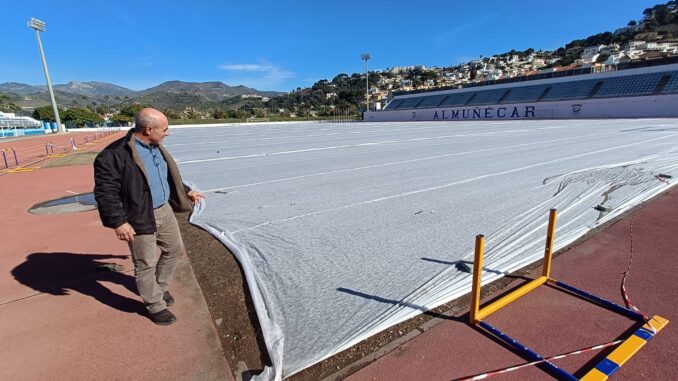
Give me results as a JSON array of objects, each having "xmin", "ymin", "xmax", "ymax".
[{"xmin": 128, "ymin": 203, "xmax": 184, "ymax": 314}]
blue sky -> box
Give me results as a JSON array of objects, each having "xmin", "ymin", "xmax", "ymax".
[{"xmin": 1, "ymin": 0, "xmax": 660, "ymax": 92}]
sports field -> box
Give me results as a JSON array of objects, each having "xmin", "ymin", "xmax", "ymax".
[{"xmin": 168, "ymin": 119, "xmax": 678, "ymax": 378}]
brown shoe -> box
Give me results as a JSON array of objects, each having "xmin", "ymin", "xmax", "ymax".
[
  {"xmin": 149, "ymin": 309, "xmax": 176, "ymax": 326},
  {"xmin": 163, "ymin": 291, "xmax": 175, "ymax": 307}
]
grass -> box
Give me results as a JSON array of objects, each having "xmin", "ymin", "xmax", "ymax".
[{"xmin": 41, "ymin": 152, "xmax": 99, "ymax": 168}]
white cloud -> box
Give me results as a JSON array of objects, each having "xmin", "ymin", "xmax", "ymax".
[
  {"xmin": 129, "ymin": 56, "xmax": 155, "ymax": 67},
  {"xmin": 218, "ymin": 61, "xmax": 295, "ymax": 90},
  {"xmin": 219, "ymin": 64, "xmax": 272, "ymax": 71}
]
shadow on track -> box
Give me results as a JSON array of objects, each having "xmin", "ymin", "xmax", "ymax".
[{"xmin": 11, "ymin": 252, "xmax": 145, "ymax": 315}]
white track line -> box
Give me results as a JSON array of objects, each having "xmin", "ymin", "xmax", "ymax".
[
  {"xmin": 176, "ymin": 128, "xmax": 575, "ymax": 164},
  {"xmin": 232, "ymin": 132, "xmax": 677, "ymax": 233},
  {"xmin": 202, "ymin": 130, "xmax": 621, "ymax": 192}
]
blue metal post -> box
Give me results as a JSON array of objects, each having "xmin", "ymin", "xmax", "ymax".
[
  {"xmin": 554, "ymin": 280, "xmax": 643, "ymax": 321},
  {"xmin": 478, "ymin": 321, "xmax": 578, "ymax": 381}
]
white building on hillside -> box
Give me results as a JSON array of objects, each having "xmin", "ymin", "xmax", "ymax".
[
  {"xmin": 643, "ymin": 42, "xmax": 678, "ymax": 52},
  {"xmin": 581, "ymin": 45, "xmax": 605, "ymax": 62},
  {"xmin": 603, "ymin": 53, "xmax": 630, "ymax": 65}
]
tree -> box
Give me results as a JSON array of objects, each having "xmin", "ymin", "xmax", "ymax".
[
  {"xmin": 0, "ymin": 94, "xmax": 21, "ymax": 113},
  {"xmin": 212, "ymin": 109, "xmax": 228, "ymax": 119},
  {"xmin": 596, "ymin": 53, "xmax": 610, "ymax": 63},
  {"xmin": 643, "ymin": 7, "xmax": 654, "ymax": 20},
  {"xmin": 33, "ymin": 106, "xmax": 65, "ymax": 121},
  {"xmin": 653, "ymin": 4, "xmax": 674, "ymax": 24},
  {"xmin": 183, "ymin": 107, "xmax": 202, "ymax": 119},
  {"xmin": 163, "ymin": 108, "xmax": 182, "ymax": 119},
  {"xmin": 96, "ymin": 105, "xmax": 110, "ymax": 116},
  {"xmin": 645, "ymin": 17, "xmax": 660, "ymax": 31},
  {"xmin": 119, "ymin": 103, "xmax": 147, "ymax": 118},
  {"xmin": 110, "ymin": 114, "xmax": 132, "ymax": 126},
  {"xmin": 109, "ymin": 103, "xmax": 146, "ymax": 125},
  {"xmin": 62, "ymin": 107, "xmax": 104, "ymax": 127},
  {"xmin": 557, "ymin": 54, "xmax": 577, "ymax": 67},
  {"xmin": 628, "ymin": 20, "xmax": 637, "ymax": 26}
]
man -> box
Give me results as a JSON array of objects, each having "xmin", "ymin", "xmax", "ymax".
[{"xmin": 94, "ymin": 108, "xmax": 204, "ymax": 325}]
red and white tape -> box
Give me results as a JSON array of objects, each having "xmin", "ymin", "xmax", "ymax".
[{"xmin": 455, "ymin": 339, "xmax": 624, "ymax": 381}]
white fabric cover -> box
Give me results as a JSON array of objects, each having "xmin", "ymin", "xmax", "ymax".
[{"xmin": 168, "ymin": 119, "xmax": 678, "ymax": 380}]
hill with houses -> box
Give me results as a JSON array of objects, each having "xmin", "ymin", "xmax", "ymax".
[{"xmin": 1, "ymin": 1, "xmax": 676, "ymax": 124}]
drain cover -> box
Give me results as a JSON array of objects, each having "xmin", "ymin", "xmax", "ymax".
[{"xmin": 30, "ymin": 192, "xmax": 98, "ymax": 215}]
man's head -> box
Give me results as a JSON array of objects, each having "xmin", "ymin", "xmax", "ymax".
[{"xmin": 133, "ymin": 108, "xmax": 169, "ymax": 145}]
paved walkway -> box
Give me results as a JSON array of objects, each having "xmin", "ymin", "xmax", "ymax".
[
  {"xmin": 347, "ymin": 187, "xmax": 677, "ymax": 380},
  {"xmin": 0, "ymin": 133, "xmax": 234, "ymax": 381}
]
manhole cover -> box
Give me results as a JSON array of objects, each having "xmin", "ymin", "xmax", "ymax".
[{"xmin": 30, "ymin": 192, "xmax": 98, "ymax": 215}]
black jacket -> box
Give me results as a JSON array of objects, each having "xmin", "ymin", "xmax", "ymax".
[{"xmin": 93, "ymin": 130, "xmax": 193, "ymax": 234}]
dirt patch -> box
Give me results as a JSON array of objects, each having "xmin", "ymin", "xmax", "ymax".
[
  {"xmin": 41, "ymin": 152, "xmax": 99, "ymax": 168},
  {"xmin": 177, "ymin": 213, "xmax": 270, "ymax": 379},
  {"xmin": 178, "ymin": 191, "xmax": 666, "ymax": 381}
]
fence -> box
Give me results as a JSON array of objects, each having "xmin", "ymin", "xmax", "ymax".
[
  {"xmin": 0, "ymin": 128, "xmax": 123, "ymax": 172},
  {"xmin": 321, "ymin": 108, "xmax": 360, "ymax": 123}
]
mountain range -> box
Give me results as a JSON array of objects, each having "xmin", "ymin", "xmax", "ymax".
[{"xmin": 0, "ymin": 80, "xmax": 284, "ymax": 109}]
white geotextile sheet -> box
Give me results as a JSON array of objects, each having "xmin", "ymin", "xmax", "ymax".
[{"xmin": 169, "ymin": 119, "xmax": 678, "ymax": 380}]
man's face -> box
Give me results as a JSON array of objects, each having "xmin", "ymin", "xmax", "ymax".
[{"xmin": 146, "ymin": 118, "xmax": 169, "ymax": 145}]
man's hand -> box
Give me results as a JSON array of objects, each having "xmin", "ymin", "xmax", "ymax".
[
  {"xmin": 187, "ymin": 190, "xmax": 205, "ymax": 205},
  {"xmin": 114, "ymin": 223, "xmax": 136, "ymax": 242}
]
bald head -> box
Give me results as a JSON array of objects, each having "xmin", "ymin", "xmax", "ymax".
[
  {"xmin": 133, "ymin": 108, "xmax": 170, "ymax": 145},
  {"xmin": 134, "ymin": 108, "xmax": 168, "ymax": 132}
]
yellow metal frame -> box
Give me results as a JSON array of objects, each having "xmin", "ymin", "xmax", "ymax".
[
  {"xmin": 470, "ymin": 209, "xmax": 557, "ymax": 324},
  {"xmin": 469, "ymin": 208, "xmax": 668, "ymax": 380}
]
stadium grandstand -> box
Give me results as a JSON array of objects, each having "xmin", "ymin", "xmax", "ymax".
[
  {"xmin": 0, "ymin": 111, "xmax": 42, "ymax": 129},
  {"xmin": 0, "ymin": 111, "xmax": 44, "ymax": 138},
  {"xmin": 366, "ymin": 60, "xmax": 678, "ymax": 121}
]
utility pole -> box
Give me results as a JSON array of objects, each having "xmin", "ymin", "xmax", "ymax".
[
  {"xmin": 361, "ymin": 53, "xmax": 371, "ymax": 113},
  {"xmin": 28, "ymin": 17, "xmax": 64, "ymax": 133}
]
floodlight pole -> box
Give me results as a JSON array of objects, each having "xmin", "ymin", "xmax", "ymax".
[
  {"xmin": 28, "ymin": 18, "xmax": 64, "ymax": 133},
  {"xmin": 361, "ymin": 53, "xmax": 371, "ymax": 112}
]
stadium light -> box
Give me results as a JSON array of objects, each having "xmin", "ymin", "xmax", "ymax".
[
  {"xmin": 28, "ymin": 17, "xmax": 64, "ymax": 133},
  {"xmin": 361, "ymin": 53, "xmax": 371, "ymax": 112}
]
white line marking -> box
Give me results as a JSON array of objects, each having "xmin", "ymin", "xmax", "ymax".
[
  {"xmin": 232, "ymin": 132, "xmax": 677, "ymax": 233},
  {"xmin": 177, "ymin": 129, "xmax": 563, "ymax": 164},
  {"xmin": 202, "ymin": 130, "xmax": 620, "ymax": 192}
]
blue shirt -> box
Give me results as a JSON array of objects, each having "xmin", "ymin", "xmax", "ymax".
[{"xmin": 135, "ymin": 138, "xmax": 170, "ymax": 209}]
